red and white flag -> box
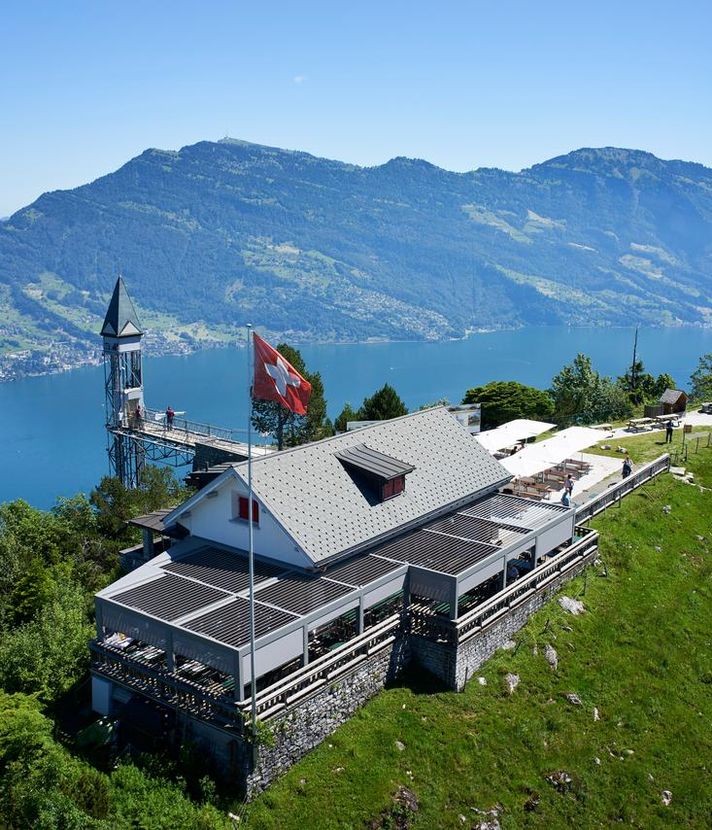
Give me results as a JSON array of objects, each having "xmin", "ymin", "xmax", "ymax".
[{"xmin": 252, "ymin": 333, "xmax": 312, "ymax": 415}]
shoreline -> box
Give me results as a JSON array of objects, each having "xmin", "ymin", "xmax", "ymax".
[{"xmin": 2, "ymin": 321, "xmax": 711, "ymax": 384}]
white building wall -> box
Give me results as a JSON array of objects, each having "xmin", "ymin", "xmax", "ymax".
[
  {"xmin": 184, "ymin": 479, "xmax": 313, "ymax": 569},
  {"xmin": 242, "ymin": 628, "xmax": 304, "ymax": 682}
]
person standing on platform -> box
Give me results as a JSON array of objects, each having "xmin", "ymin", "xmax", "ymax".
[
  {"xmin": 565, "ymin": 474, "xmax": 575, "ymax": 497},
  {"xmin": 622, "ymin": 455, "xmax": 633, "ymax": 479},
  {"xmin": 665, "ymin": 419, "xmax": 674, "ymax": 443},
  {"xmin": 166, "ymin": 406, "xmax": 175, "ymax": 431},
  {"xmin": 134, "ymin": 403, "xmax": 143, "ymax": 428}
]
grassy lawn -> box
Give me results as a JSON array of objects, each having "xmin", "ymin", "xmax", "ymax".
[
  {"xmin": 586, "ymin": 425, "xmax": 712, "ymax": 467},
  {"xmin": 240, "ymin": 444, "xmax": 712, "ymax": 829}
]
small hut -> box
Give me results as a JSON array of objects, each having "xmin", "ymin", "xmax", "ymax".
[{"xmin": 658, "ymin": 389, "xmax": 687, "ymax": 415}]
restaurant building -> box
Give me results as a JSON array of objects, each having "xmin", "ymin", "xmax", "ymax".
[{"xmin": 91, "ymin": 407, "xmax": 595, "ymax": 791}]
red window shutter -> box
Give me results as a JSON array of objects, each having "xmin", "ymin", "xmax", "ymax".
[
  {"xmin": 238, "ymin": 496, "xmax": 260, "ymax": 524},
  {"xmin": 393, "ymin": 476, "xmax": 404, "ymax": 495}
]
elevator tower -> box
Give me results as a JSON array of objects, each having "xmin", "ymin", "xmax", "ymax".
[{"xmin": 101, "ymin": 277, "xmax": 145, "ymax": 487}]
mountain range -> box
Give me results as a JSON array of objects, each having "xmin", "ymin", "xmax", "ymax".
[{"xmin": 1, "ymin": 139, "xmax": 711, "ymax": 378}]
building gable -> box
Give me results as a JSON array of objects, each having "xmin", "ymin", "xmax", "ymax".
[{"xmin": 169, "ymin": 408, "xmax": 511, "ymax": 568}]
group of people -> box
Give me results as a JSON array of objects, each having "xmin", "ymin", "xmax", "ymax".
[
  {"xmin": 128, "ymin": 403, "xmax": 176, "ymax": 430},
  {"xmin": 560, "ymin": 473, "xmax": 575, "ymax": 507},
  {"xmin": 561, "ymin": 454, "xmax": 635, "ymax": 506}
]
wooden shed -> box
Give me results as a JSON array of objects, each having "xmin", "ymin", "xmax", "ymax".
[{"xmin": 658, "ymin": 389, "xmax": 687, "ymax": 415}]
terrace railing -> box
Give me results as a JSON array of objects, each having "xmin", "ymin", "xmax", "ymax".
[
  {"xmin": 240, "ymin": 612, "xmax": 403, "ymax": 721},
  {"xmin": 410, "ymin": 527, "xmax": 599, "ymax": 648},
  {"xmin": 574, "ymin": 453, "xmax": 670, "ymax": 524},
  {"xmin": 90, "ymin": 641, "xmax": 244, "ymax": 732}
]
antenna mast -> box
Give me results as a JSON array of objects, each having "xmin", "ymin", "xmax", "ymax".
[{"xmin": 630, "ymin": 326, "xmax": 639, "ymax": 403}]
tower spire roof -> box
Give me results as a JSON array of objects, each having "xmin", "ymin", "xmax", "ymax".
[{"xmin": 101, "ymin": 277, "xmax": 143, "ymax": 337}]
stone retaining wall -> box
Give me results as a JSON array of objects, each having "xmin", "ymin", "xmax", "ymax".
[
  {"xmin": 410, "ymin": 552, "xmax": 596, "ymax": 690},
  {"xmin": 245, "ymin": 549, "xmax": 596, "ymax": 796},
  {"xmin": 246, "ymin": 638, "xmax": 410, "ymax": 797}
]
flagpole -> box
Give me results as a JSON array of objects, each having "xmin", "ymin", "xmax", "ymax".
[{"xmin": 246, "ymin": 323, "xmax": 258, "ymax": 752}]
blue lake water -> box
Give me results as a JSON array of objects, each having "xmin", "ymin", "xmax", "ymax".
[{"xmin": 1, "ymin": 325, "xmax": 711, "ymax": 509}]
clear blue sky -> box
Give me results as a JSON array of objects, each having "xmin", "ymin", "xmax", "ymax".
[{"xmin": 1, "ymin": 0, "xmax": 711, "ymax": 217}]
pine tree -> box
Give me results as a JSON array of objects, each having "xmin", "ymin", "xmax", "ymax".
[{"xmin": 358, "ymin": 384, "xmax": 408, "ymax": 421}]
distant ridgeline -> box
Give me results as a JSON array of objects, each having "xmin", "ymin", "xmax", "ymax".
[{"xmin": 1, "ymin": 140, "xmax": 712, "ymax": 374}]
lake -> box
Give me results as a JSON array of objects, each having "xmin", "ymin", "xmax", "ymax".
[{"xmin": 2, "ymin": 325, "xmax": 711, "ymax": 509}]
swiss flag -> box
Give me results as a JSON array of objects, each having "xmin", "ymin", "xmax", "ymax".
[{"xmin": 252, "ymin": 333, "xmax": 312, "ymax": 415}]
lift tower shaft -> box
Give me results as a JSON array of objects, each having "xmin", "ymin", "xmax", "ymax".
[{"xmin": 101, "ymin": 277, "xmax": 146, "ymax": 487}]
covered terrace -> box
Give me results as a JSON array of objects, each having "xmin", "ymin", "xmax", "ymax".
[{"xmin": 93, "ymin": 493, "xmax": 574, "ymax": 710}]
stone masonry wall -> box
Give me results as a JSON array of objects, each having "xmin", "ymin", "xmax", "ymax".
[
  {"xmin": 247, "ymin": 552, "xmax": 595, "ymax": 796},
  {"xmin": 452, "ymin": 555, "xmax": 593, "ymax": 689},
  {"xmin": 409, "ymin": 553, "xmax": 595, "ymax": 690},
  {"xmin": 246, "ymin": 637, "xmax": 410, "ymax": 797},
  {"xmin": 164, "ymin": 549, "xmax": 596, "ymax": 798}
]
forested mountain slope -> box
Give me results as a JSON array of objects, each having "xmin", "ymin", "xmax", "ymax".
[{"xmin": 1, "ymin": 140, "xmax": 711, "ymax": 373}]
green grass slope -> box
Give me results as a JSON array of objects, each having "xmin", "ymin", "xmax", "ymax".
[{"xmin": 241, "ymin": 439, "xmax": 712, "ymax": 829}]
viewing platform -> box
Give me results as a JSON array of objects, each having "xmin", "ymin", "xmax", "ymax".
[{"xmin": 108, "ymin": 406, "xmax": 274, "ymax": 470}]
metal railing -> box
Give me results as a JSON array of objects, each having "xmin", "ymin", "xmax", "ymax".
[
  {"xmin": 574, "ymin": 454, "xmax": 670, "ymax": 523},
  {"xmin": 239, "ymin": 613, "xmax": 403, "ymax": 721},
  {"xmin": 90, "ymin": 641, "xmax": 244, "ymax": 732},
  {"xmin": 141, "ymin": 406, "xmax": 247, "ymax": 445},
  {"xmin": 92, "ymin": 614, "xmax": 403, "ymax": 726},
  {"xmin": 410, "ymin": 527, "xmax": 599, "ymax": 647}
]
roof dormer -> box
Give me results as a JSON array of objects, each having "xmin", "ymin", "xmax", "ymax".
[{"xmin": 335, "ymin": 443, "xmax": 414, "ymax": 503}]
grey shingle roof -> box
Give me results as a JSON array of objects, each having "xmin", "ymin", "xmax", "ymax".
[
  {"xmin": 335, "ymin": 444, "xmax": 415, "ymax": 480},
  {"xmin": 101, "ymin": 277, "xmax": 143, "ymax": 337},
  {"xmin": 236, "ymin": 408, "xmax": 511, "ymax": 565},
  {"xmin": 659, "ymin": 388, "xmax": 686, "ymax": 405}
]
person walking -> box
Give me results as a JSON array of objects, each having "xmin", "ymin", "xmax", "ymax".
[
  {"xmin": 665, "ymin": 419, "xmax": 674, "ymax": 444},
  {"xmin": 622, "ymin": 455, "xmax": 633, "ymax": 479},
  {"xmin": 166, "ymin": 406, "xmax": 175, "ymax": 431},
  {"xmin": 565, "ymin": 474, "xmax": 575, "ymax": 496}
]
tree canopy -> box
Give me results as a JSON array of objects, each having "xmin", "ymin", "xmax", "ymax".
[
  {"xmin": 251, "ymin": 343, "xmax": 332, "ymax": 450},
  {"xmin": 690, "ymin": 353, "xmax": 712, "ymax": 402},
  {"xmin": 90, "ymin": 466, "xmax": 188, "ymax": 544},
  {"xmin": 358, "ymin": 384, "xmax": 408, "ymax": 421},
  {"xmin": 0, "ymin": 467, "xmax": 232, "ymax": 829},
  {"xmin": 334, "ymin": 402, "xmax": 360, "ymax": 433},
  {"xmin": 618, "ymin": 359, "xmax": 676, "ymax": 405},
  {"xmin": 462, "ymin": 381, "xmax": 553, "ymax": 430},
  {"xmin": 550, "ymin": 353, "xmax": 633, "ymax": 426}
]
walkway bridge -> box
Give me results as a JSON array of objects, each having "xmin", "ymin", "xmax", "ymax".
[{"xmin": 109, "ymin": 406, "xmax": 274, "ymax": 471}]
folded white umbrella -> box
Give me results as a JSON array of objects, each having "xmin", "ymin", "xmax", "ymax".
[
  {"xmin": 501, "ymin": 427, "xmax": 603, "ymax": 478},
  {"xmin": 475, "ymin": 418, "xmax": 556, "ymax": 453}
]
